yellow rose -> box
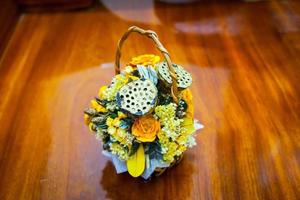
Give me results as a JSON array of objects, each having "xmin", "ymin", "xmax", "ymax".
[
  {"xmin": 181, "ymin": 89, "xmax": 194, "ymax": 118},
  {"xmin": 132, "ymin": 115, "xmax": 160, "ymax": 142},
  {"xmin": 130, "ymin": 54, "xmax": 160, "ymax": 66}
]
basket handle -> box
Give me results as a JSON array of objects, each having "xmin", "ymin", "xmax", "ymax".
[{"xmin": 115, "ymin": 26, "xmax": 178, "ymax": 104}]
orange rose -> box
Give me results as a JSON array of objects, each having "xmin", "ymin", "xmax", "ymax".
[
  {"xmin": 130, "ymin": 54, "xmax": 160, "ymax": 66},
  {"xmin": 132, "ymin": 115, "xmax": 160, "ymax": 142}
]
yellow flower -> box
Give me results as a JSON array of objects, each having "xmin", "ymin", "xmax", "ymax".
[
  {"xmin": 91, "ymin": 99, "xmax": 107, "ymax": 113},
  {"xmin": 176, "ymin": 135, "xmax": 187, "ymax": 145},
  {"xmin": 115, "ymin": 74, "xmax": 139, "ymax": 83},
  {"xmin": 84, "ymin": 114, "xmax": 91, "ymax": 125},
  {"xmin": 106, "ymin": 117, "xmax": 114, "ymax": 127},
  {"xmin": 124, "ymin": 66, "xmax": 134, "ymax": 73},
  {"xmin": 130, "ymin": 54, "xmax": 160, "ymax": 66},
  {"xmin": 88, "ymin": 123, "xmax": 94, "ymax": 132},
  {"xmin": 181, "ymin": 89, "xmax": 194, "ymax": 118},
  {"xmin": 106, "ymin": 113, "xmax": 134, "ymax": 148},
  {"xmin": 178, "ymin": 145, "xmax": 187, "ymax": 153},
  {"xmin": 132, "ymin": 115, "xmax": 160, "ymax": 142},
  {"xmin": 181, "ymin": 117, "xmax": 195, "ymax": 135},
  {"xmin": 126, "ymin": 75, "xmax": 139, "ymax": 81},
  {"xmin": 106, "ymin": 112, "xmax": 126, "ymax": 128},
  {"xmin": 117, "ymin": 111, "xmax": 126, "ymax": 119},
  {"xmin": 113, "ymin": 118, "xmax": 121, "ymax": 127},
  {"xmin": 115, "ymin": 74, "xmax": 126, "ymax": 82},
  {"xmin": 107, "ymin": 126, "xmax": 117, "ymax": 135},
  {"xmin": 98, "ymin": 86, "xmax": 107, "ymax": 99}
]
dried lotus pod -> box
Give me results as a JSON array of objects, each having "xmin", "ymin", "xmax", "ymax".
[
  {"xmin": 157, "ymin": 61, "xmax": 192, "ymax": 89},
  {"xmin": 116, "ymin": 79, "xmax": 158, "ymax": 116}
]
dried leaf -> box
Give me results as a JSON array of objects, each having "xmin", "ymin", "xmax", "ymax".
[{"xmin": 127, "ymin": 144, "xmax": 145, "ymax": 177}]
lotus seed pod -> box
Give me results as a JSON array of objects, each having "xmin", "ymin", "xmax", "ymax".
[
  {"xmin": 116, "ymin": 79, "xmax": 158, "ymax": 116},
  {"xmin": 157, "ymin": 61, "xmax": 192, "ymax": 89}
]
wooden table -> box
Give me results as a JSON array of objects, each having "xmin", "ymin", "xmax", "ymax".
[{"xmin": 0, "ymin": 1, "xmax": 299, "ymax": 199}]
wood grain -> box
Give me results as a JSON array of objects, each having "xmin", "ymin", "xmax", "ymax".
[
  {"xmin": 18, "ymin": 0, "xmax": 93, "ymax": 11},
  {"xmin": 0, "ymin": 0, "xmax": 19, "ymax": 56},
  {"xmin": 0, "ymin": 1, "xmax": 299, "ymax": 199}
]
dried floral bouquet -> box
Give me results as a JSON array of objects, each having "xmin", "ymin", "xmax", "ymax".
[{"xmin": 84, "ymin": 27, "xmax": 202, "ymax": 179}]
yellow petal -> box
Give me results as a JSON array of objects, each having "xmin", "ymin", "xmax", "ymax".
[
  {"xmin": 98, "ymin": 86, "xmax": 107, "ymax": 99},
  {"xmin": 88, "ymin": 123, "xmax": 94, "ymax": 132},
  {"xmin": 128, "ymin": 75, "xmax": 139, "ymax": 81},
  {"xmin": 136, "ymin": 135, "xmax": 156, "ymax": 142},
  {"xmin": 126, "ymin": 144, "xmax": 145, "ymax": 177},
  {"xmin": 107, "ymin": 127, "xmax": 117, "ymax": 135},
  {"xmin": 106, "ymin": 117, "xmax": 114, "ymax": 127},
  {"xmin": 181, "ymin": 89, "xmax": 194, "ymax": 118},
  {"xmin": 84, "ymin": 114, "xmax": 91, "ymax": 125},
  {"xmin": 182, "ymin": 118, "xmax": 195, "ymax": 135},
  {"xmin": 153, "ymin": 55, "xmax": 160, "ymax": 63},
  {"xmin": 117, "ymin": 111, "xmax": 126, "ymax": 119},
  {"xmin": 130, "ymin": 54, "xmax": 160, "ymax": 66},
  {"xmin": 116, "ymin": 74, "xmax": 125, "ymax": 81},
  {"xmin": 91, "ymin": 99, "xmax": 107, "ymax": 112},
  {"xmin": 113, "ymin": 118, "xmax": 121, "ymax": 127}
]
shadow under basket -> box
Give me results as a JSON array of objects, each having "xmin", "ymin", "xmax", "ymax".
[{"xmin": 152, "ymin": 154, "xmax": 183, "ymax": 177}]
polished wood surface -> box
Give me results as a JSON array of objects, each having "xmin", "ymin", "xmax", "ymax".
[
  {"xmin": 18, "ymin": 0, "xmax": 93, "ymax": 11},
  {"xmin": 0, "ymin": 0, "xmax": 19, "ymax": 56},
  {"xmin": 0, "ymin": 1, "xmax": 299, "ymax": 199}
]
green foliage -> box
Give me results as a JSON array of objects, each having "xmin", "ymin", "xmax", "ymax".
[
  {"xmin": 95, "ymin": 97, "xmax": 109, "ymax": 106},
  {"xmin": 120, "ymin": 118, "xmax": 134, "ymax": 129},
  {"xmin": 109, "ymin": 112, "xmax": 118, "ymax": 119},
  {"xmin": 102, "ymin": 134, "xmax": 111, "ymax": 150},
  {"xmin": 158, "ymin": 93, "xmax": 173, "ymax": 105},
  {"xmin": 176, "ymin": 99, "xmax": 188, "ymax": 118},
  {"xmin": 145, "ymin": 141, "xmax": 163, "ymax": 160},
  {"xmin": 129, "ymin": 141, "xmax": 140, "ymax": 156}
]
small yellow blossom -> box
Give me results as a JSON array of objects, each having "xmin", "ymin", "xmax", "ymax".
[
  {"xmin": 178, "ymin": 145, "xmax": 187, "ymax": 152},
  {"xmin": 106, "ymin": 117, "xmax": 114, "ymax": 127},
  {"xmin": 106, "ymin": 112, "xmax": 134, "ymax": 148},
  {"xmin": 155, "ymin": 103, "xmax": 195, "ymax": 163},
  {"xmin": 109, "ymin": 143, "xmax": 129, "ymax": 160}
]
